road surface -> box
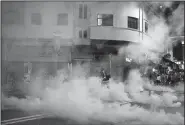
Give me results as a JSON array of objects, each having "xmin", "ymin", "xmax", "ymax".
[
  {"xmin": 1, "ymin": 102, "xmax": 184, "ymax": 125},
  {"xmin": 1, "ymin": 84, "xmax": 184, "ymax": 125}
]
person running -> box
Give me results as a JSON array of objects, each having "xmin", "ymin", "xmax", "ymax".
[
  {"xmin": 100, "ymin": 68, "xmax": 111, "ymax": 87},
  {"xmin": 100, "ymin": 68, "xmax": 108, "ymax": 81}
]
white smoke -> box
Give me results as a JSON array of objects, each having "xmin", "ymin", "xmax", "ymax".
[
  {"xmin": 2, "ymin": 65, "xmax": 184, "ymax": 125},
  {"xmin": 2, "ymin": 2, "xmax": 184, "ymax": 125},
  {"xmin": 118, "ymin": 2, "xmax": 184, "ymax": 63},
  {"xmin": 169, "ymin": 3, "xmax": 184, "ymax": 36}
]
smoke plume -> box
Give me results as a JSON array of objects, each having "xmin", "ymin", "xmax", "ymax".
[
  {"xmin": 2, "ymin": 65, "xmax": 184, "ymax": 125},
  {"xmin": 2, "ymin": 2, "xmax": 184, "ymax": 125}
]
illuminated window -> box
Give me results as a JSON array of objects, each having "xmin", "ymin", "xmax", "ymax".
[
  {"xmin": 128, "ymin": 16, "xmax": 138, "ymax": 29},
  {"xmin": 97, "ymin": 14, "xmax": 113, "ymax": 26}
]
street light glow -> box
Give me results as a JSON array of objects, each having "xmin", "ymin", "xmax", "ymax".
[{"xmin": 182, "ymin": 41, "xmax": 184, "ymax": 45}]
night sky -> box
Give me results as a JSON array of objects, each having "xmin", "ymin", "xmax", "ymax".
[
  {"xmin": 164, "ymin": 2, "xmax": 184, "ymax": 61},
  {"xmin": 163, "ymin": 2, "xmax": 183, "ymax": 23}
]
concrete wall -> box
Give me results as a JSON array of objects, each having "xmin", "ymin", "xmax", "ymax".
[
  {"xmin": 73, "ymin": 2, "xmax": 92, "ymax": 45},
  {"xmin": 90, "ymin": 2, "xmax": 147, "ymax": 30},
  {"xmin": 5, "ymin": 44, "xmax": 71, "ymax": 62},
  {"xmin": 89, "ymin": 2, "xmax": 151, "ymax": 43},
  {"xmin": 2, "ymin": 2, "xmax": 74, "ymax": 41},
  {"xmin": 2, "ymin": 61, "xmax": 69, "ymax": 85}
]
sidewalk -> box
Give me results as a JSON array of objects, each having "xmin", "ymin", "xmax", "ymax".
[
  {"xmin": 2, "ymin": 87, "xmax": 26, "ymax": 99},
  {"xmin": 1, "ymin": 109, "xmax": 35, "ymax": 121},
  {"xmin": 2, "ymin": 88, "xmax": 27, "ymax": 111}
]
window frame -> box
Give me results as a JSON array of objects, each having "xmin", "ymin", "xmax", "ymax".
[
  {"xmin": 97, "ymin": 14, "xmax": 114, "ymax": 26},
  {"xmin": 97, "ymin": 14, "xmax": 103, "ymax": 26},
  {"xmin": 2, "ymin": 11, "xmax": 22, "ymax": 25},
  {"xmin": 84, "ymin": 4, "xmax": 87, "ymax": 19},
  {"xmin": 79, "ymin": 4, "xmax": 83, "ymax": 19},
  {"xmin": 127, "ymin": 16, "xmax": 139, "ymax": 30},
  {"xmin": 57, "ymin": 13, "xmax": 68, "ymax": 26},
  {"xmin": 79, "ymin": 30, "xmax": 83, "ymax": 38},
  {"xmin": 83, "ymin": 30, "xmax": 87, "ymax": 39},
  {"xmin": 31, "ymin": 13, "xmax": 42, "ymax": 25}
]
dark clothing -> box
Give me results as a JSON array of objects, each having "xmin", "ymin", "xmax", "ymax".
[
  {"xmin": 102, "ymin": 74, "xmax": 110, "ymax": 81},
  {"xmin": 122, "ymin": 66, "xmax": 131, "ymax": 81},
  {"xmin": 100, "ymin": 70, "xmax": 110, "ymax": 82},
  {"xmin": 100, "ymin": 70, "xmax": 107, "ymax": 78}
]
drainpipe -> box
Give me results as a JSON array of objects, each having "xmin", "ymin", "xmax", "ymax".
[
  {"xmin": 139, "ymin": 3, "xmax": 141, "ymax": 39},
  {"xmin": 182, "ymin": 41, "xmax": 184, "ymax": 63},
  {"xmin": 142, "ymin": 5, "xmax": 144, "ymax": 40},
  {"xmin": 109, "ymin": 54, "xmax": 112, "ymax": 76}
]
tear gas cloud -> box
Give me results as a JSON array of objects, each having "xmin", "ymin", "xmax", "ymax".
[
  {"xmin": 2, "ymin": 2, "xmax": 184, "ymax": 125},
  {"xmin": 2, "ymin": 66, "xmax": 184, "ymax": 125},
  {"xmin": 118, "ymin": 2, "xmax": 184, "ymax": 63},
  {"xmin": 169, "ymin": 3, "xmax": 184, "ymax": 36}
]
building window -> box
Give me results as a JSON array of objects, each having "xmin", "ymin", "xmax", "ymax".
[
  {"xmin": 31, "ymin": 13, "xmax": 41, "ymax": 25},
  {"xmin": 79, "ymin": 4, "xmax": 83, "ymax": 19},
  {"xmin": 24, "ymin": 62, "xmax": 32, "ymax": 74},
  {"xmin": 24, "ymin": 65, "xmax": 29, "ymax": 74},
  {"xmin": 79, "ymin": 30, "xmax": 83, "ymax": 38},
  {"xmin": 2, "ymin": 11, "xmax": 22, "ymax": 25},
  {"xmin": 97, "ymin": 14, "xmax": 113, "ymax": 26},
  {"xmin": 83, "ymin": 30, "xmax": 87, "ymax": 38},
  {"xmin": 128, "ymin": 17, "xmax": 138, "ymax": 29},
  {"xmin": 57, "ymin": 13, "xmax": 68, "ymax": 25},
  {"xmin": 84, "ymin": 4, "xmax": 87, "ymax": 19},
  {"xmin": 145, "ymin": 22, "xmax": 148, "ymax": 33}
]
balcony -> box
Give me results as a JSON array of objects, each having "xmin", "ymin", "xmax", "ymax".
[{"xmin": 90, "ymin": 26, "xmax": 151, "ymax": 43}]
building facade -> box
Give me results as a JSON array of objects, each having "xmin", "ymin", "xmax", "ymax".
[
  {"xmin": 90, "ymin": 2, "xmax": 150, "ymax": 44},
  {"xmin": 2, "ymin": 2, "xmax": 152, "ymax": 86}
]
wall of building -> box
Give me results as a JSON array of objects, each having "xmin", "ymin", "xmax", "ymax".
[
  {"xmin": 73, "ymin": 2, "xmax": 92, "ymax": 45},
  {"xmin": 2, "ymin": 2, "xmax": 152, "ymax": 45},
  {"xmin": 89, "ymin": 2, "xmax": 151, "ymax": 43},
  {"xmin": 2, "ymin": 2, "xmax": 74, "ymax": 44}
]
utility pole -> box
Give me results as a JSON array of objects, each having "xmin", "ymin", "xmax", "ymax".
[
  {"xmin": 109, "ymin": 53, "xmax": 112, "ymax": 76},
  {"xmin": 182, "ymin": 41, "xmax": 184, "ymax": 63},
  {"xmin": 53, "ymin": 31, "xmax": 61, "ymax": 76}
]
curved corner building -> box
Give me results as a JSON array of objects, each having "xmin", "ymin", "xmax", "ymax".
[
  {"xmin": 89, "ymin": 2, "xmax": 152, "ymax": 54},
  {"xmin": 1, "ymin": 2, "xmax": 153, "ymax": 85}
]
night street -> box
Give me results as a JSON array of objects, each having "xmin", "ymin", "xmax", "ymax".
[
  {"xmin": 1, "ymin": 103, "xmax": 184, "ymax": 125},
  {"xmin": 1, "ymin": 1, "xmax": 184, "ymax": 125}
]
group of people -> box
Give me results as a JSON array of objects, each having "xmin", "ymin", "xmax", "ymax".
[
  {"xmin": 144, "ymin": 62, "xmax": 184, "ymax": 86},
  {"xmin": 98, "ymin": 52, "xmax": 184, "ymax": 87},
  {"xmin": 147, "ymin": 68, "xmax": 183, "ymax": 86}
]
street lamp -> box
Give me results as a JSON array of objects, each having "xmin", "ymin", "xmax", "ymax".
[{"xmin": 182, "ymin": 41, "xmax": 184, "ymax": 64}]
